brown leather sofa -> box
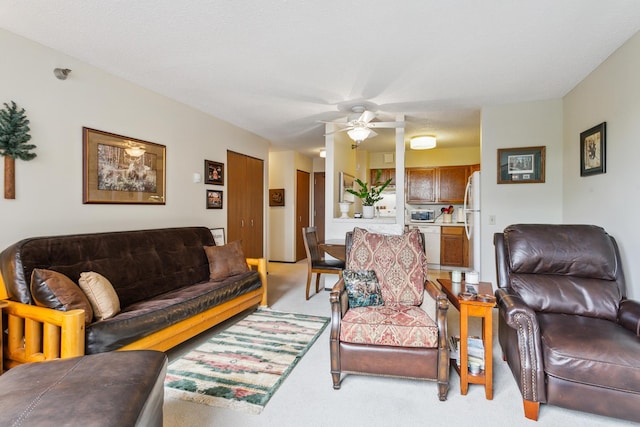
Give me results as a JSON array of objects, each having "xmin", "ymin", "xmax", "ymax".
[
  {"xmin": 494, "ymin": 224, "xmax": 640, "ymax": 422},
  {"xmin": 0, "ymin": 226, "xmax": 267, "ymax": 368}
]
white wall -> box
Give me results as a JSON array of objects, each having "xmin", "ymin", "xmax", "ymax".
[
  {"xmin": 268, "ymin": 151, "xmax": 313, "ymax": 262},
  {"xmin": 563, "ymin": 31, "xmax": 640, "ymax": 298},
  {"xmin": 0, "ymin": 29, "xmax": 270, "ymax": 252},
  {"xmin": 480, "ymin": 99, "xmax": 564, "ymax": 284}
]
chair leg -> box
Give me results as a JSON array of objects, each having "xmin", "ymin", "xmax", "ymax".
[
  {"xmin": 306, "ymin": 271, "xmax": 313, "ymax": 300},
  {"xmin": 331, "ymin": 371, "xmax": 342, "ymax": 389},
  {"xmin": 523, "ymin": 399, "xmax": 540, "ymax": 421},
  {"xmin": 437, "ymin": 382, "xmax": 449, "ymax": 401},
  {"xmin": 315, "ymin": 273, "xmax": 322, "ymax": 293}
]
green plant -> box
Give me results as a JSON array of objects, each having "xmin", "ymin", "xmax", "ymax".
[
  {"xmin": 346, "ymin": 169, "xmax": 392, "ymax": 206},
  {"xmin": 0, "ymin": 101, "xmax": 35, "ymax": 199}
]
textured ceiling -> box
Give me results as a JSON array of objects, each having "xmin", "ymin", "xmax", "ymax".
[{"xmin": 2, "ymin": 1, "xmax": 640, "ymax": 156}]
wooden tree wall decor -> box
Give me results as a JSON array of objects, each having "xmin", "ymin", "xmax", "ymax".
[{"xmin": 0, "ymin": 101, "xmax": 36, "ymax": 199}]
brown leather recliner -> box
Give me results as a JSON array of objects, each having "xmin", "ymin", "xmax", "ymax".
[{"xmin": 494, "ymin": 224, "xmax": 640, "ymax": 422}]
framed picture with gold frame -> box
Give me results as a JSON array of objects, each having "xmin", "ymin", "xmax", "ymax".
[{"xmin": 82, "ymin": 127, "xmax": 166, "ymax": 204}]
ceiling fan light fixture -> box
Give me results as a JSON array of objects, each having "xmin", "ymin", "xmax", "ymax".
[
  {"xmin": 410, "ymin": 135, "xmax": 437, "ymax": 150},
  {"xmin": 347, "ymin": 126, "xmax": 372, "ymax": 142}
]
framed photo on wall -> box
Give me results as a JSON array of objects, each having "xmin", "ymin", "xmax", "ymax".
[
  {"xmin": 497, "ymin": 146, "xmax": 546, "ymax": 184},
  {"xmin": 580, "ymin": 122, "xmax": 606, "ymax": 177},
  {"xmin": 269, "ymin": 188, "xmax": 285, "ymax": 206},
  {"xmin": 206, "ymin": 189, "xmax": 223, "ymax": 209},
  {"xmin": 204, "ymin": 160, "xmax": 224, "ymax": 185},
  {"xmin": 82, "ymin": 127, "xmax": 166, "ymax": 204},
  {"xmin": 210, "ymin": 228, "xmax": 225, "ymax": 246}
]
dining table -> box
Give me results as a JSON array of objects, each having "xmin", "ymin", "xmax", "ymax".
[{"xmin": 318, "ymin": 242, "xmax": 346, "ymax": 262}]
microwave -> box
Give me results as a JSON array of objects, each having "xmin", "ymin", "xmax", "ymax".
[{"xmin": 410, "ymin": 209, "xmax": 435, "ymax": 223}]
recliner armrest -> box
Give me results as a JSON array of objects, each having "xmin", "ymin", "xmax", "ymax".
[
  {"xmin": 495, "ymin": 288, "xmax": 545, "ymax": 402},
  {"xmin": 618, "ymin": 299, "xmax": 640, "ymax": 336}
]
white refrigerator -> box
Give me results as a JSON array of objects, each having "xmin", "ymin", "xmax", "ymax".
[{"xmin": 463, "ymin": 171, "xmax": 481, "ymax": 274}]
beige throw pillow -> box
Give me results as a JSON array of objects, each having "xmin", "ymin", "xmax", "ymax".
[{"xmin": 78, "ymin": 272, "xmax": 121, "ymax": 321}]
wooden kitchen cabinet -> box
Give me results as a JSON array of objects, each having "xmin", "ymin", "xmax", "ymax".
[
  {"xmin": 437, "ymin": 166, "xmax": 468, "ymax": 204},
  {"xmin": 406, "ymin": 165, "xmax": 476, "ymax": 204},
  {"xmin": 370, "ymin": 168, "xmax": 395, "ymax": 186},
  {"xmin": 441, "ymin": 226, "xmax": 469, "ymax": 267},
  {"xmin": 406, "ymin": 168, "xmax": 436, "ymax": 203}
]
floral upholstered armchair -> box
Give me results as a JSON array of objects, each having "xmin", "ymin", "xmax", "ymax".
[{"xmin": 329, "ymin": 227, "xmax": 449, "ymax": 401}]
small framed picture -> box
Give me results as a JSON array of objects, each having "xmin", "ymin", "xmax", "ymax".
[
  {"xmin": 497, "ymin": 146, "xmax": 546, "ymax": 184},
  {"xmin": 204, "ymin": 160, "xmax": 224, "ymax": 185},
  {"xmin": 269, "ymin": 188, "xmax": 285, "ymax": 206},
  {"xmin": 206, "ymin": 190, "xmax": 223, "ymax": 209},
  {"xmin": 210, "ymin": 228, "xmax": 225, "ymax": 246},
  {"xmin": 580, "ymin": 122, "xmax": 606, "ymax": 177}
]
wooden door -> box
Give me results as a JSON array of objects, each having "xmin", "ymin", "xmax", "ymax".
[
  {"xmin": 296, "ymin": 170, "xmax": 310, "ymax": 261},
  {"xmin": 227, "ymin": 151, "xmax": 264, "ymax": 258},
  {"xmin": 247, "ymin": 155, "xmax": 264, "ymax": 258},
  {"xmin": 313, "ymin": 172, "xmax": 326, "ymax": 242}
]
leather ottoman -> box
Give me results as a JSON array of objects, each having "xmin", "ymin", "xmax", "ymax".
[{"xmin": 0, "ymin": 350, "xmax": 167, "ymax": 427}]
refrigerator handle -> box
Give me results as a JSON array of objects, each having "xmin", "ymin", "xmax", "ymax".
[{"xmin": 463, "ymin": 177, "xmax": 471, "ymax": 239}]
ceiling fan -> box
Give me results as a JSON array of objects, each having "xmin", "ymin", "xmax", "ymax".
[{"xmin": 322, "ymin": 105, "xmax": 405, "ymax": 148}]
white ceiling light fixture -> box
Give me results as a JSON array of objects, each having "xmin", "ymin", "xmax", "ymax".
[
  {"xmin": 410, "ymin": 135, "xmax": 437, "ymax": 150},
  {"xmin": 319, "ymin": 149, "xmax": 326, "ymax": 158},
  {"xmin": 347, "ymin": 126, "xmax": 372, "ymax": 143}
]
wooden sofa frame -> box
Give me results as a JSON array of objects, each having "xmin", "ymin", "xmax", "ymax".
[{"xmin": 0, "ymin": 258, "xmax": 267, "ymax": 370}]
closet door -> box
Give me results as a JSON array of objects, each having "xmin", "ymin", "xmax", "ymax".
[{"xmin": 227, "ymin": 151, "xmax": 264, "ymax": 258}]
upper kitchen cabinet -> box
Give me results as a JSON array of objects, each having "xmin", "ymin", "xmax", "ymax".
[
  {"xmin": 406, "ymin": 168, "xmax": 437, "ymax": 203},
  {"xmin": 370, "ymin": 168, "xmax": 396, "ymax": 186},
  {"xmin": 406, "ymin": 164, "xmax": 479, "ymax": 204},
  {"xmin": 437, "ymin": 166, "xmax": 468, "ymax": 204}
]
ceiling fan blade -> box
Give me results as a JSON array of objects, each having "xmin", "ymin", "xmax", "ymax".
[
  {"xmin": 368, "ymin": 121, "xmax": 406, "ymax": 129},
  {"xmin": 359, "ymin": 110, "xmax": 376, "ymax": 123},
  {"xmin": 323, "ymin": 127, "xmax": 353, "ymax": 136},
  {"xmin": 318, "ymin": 120, "xmax": 350, "ymax": 126},
  {"xmin": 368, "ymin": 129, "xmax": 379, "ymax": 138}
]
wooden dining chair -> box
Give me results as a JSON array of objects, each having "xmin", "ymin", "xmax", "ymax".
[{"xmin": 302, "ymin": 227, "xmax": 345, "ymax": 300}]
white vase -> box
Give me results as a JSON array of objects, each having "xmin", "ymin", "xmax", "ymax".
[
  {"xmin": 362, "ymin": 205, "xmax": 375, "ymax": 219},
  {"xmin": 338, "ymin": 202, "xmax": 351, "ymax": 218}
]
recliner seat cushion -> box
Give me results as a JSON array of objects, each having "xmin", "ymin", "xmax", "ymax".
[
  {"xmin": 539, "ymin": 313, "xmax": 640, "ymax": 393},
  {"xmin": 85, "ymin": 271, "xmax": 261, "ymax": 353},
  {"xmin": 340, "ymin": 304, "xmax": 438, "ymax": 348}
]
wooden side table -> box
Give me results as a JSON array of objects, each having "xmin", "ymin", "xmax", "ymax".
[{"xmin": 437, "ymin": 278, "xmax": 495, "ymax": 399}]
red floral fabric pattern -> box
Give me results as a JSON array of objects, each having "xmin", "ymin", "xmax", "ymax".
[
  {"xmin": 347, "ymin": 228, "xmax": 427, "ymax": 306},
  {"xmin": 340, "ymin": 304, "xmax": 439, "ymax": 348}
]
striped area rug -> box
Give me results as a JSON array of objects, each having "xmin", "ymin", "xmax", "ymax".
[{"xmin": 164, "ymin": 308, "xmax": 329, "ymax": 414}]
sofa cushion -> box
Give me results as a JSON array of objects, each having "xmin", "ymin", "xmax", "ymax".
[
  {"xmin": 85, "ymin": 271, "xmax": 261, "ymax": 354},
  {"xmin": 343, "ymin": 270, "xmax": 384, "ymax": 308},
  {"xmin": 204, "ymin": 240, "xmax": 249, "ymax": 281},
  {"xmin": 30, "ymin": 269, "xmax": 94, "ymax": 324},
  {"xmin": 340, "ymin": 304, "xmax": 438, "ymax": 348},
  {"xmin": 538, "ymin": 313, "xmax": 640, "ymax": 393},
  {"xmin": 79, "ymin": 272, "xmax": 121, "ymax": 321},
  {"xmin": 0, "ymin": 227, "xmax": 215, "ymax": 307},
  {"xmin": 347, "ymin": 227, "xmax": 426, "ymax": 305}
]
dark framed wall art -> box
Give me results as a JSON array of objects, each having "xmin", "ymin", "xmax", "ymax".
[
  {"xmin": 497, "ymin": 146, "xmax": 546, "ymax": 184},
  {"xmin": 204, "ymin": 160, "xmax": 224, "ymax": 185},
  {"xmin": 206, "ymin": 189, "xmax": 223, "ymax": 209},
  {"xmin": 82, "ymin": 127, "xmax": 166, "ymax": 204},
  {"xmin": 269, "ymin": 188, "xmax": 285, "ymax": 206},
  {"xmin": 580, "ymin": 122, "xmax": 606, "ymax": 177}
]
